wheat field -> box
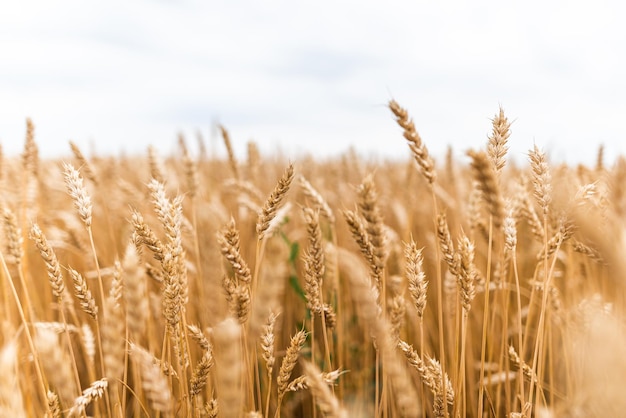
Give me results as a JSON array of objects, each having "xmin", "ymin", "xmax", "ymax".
[{"xmin": 1, "ymin": 101, "xmax": 624, "ymax": 417}]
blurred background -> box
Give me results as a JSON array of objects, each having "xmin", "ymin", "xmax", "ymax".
[{"xmin": 1, "ymin": 0, "xmax": 625, "ymax": 165}]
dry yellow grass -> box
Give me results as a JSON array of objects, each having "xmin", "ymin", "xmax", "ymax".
[{"xmin": 1, "ymin": 105, "xmax": 625, "ymax": 417}]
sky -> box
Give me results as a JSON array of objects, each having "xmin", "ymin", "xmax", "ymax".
[{"xmin": 1, "ymin": 1, "xmax": 626, "ymax": 166}]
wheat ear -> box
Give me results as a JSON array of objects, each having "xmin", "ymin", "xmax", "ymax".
[
  {"xmin": 212, "ymin": 317, "xmax": 244, "ymax": 418},
  {"xmin": 63, "ymin": 162, "xmax": 93, "ymax": 228},
  {"xmin": 67, "ymin": 267, "xmax": 98, "ymax": 320},
  {"xmin": 405, "ymin": 241, "xmax": 428, "ymax": 319},
  {"xmin": 147, "ymin": 145, "xmax": 166, "ymax": 184},
  {"xmin": 486, "ymin": 106, "xmax": 511, "ymax": 175},
  {"xmin": 69, "ymin": 140, "xmax": 98, "ymax": 185},
  {"xmin": 129, "ymin": 343, "xmax": 173, "ymax": 416},
  {"xmin": 389, "ymin": 100, "xmax": 436, "ymax": 185},
  {"xmin": 47, "ymin": 391, "xmax": 62, "ymax": 418},
  {"xmin": 356, "ymin": 174, "xmax": 388, "ymax": 294},
  {"xmin": 302, "ymin": 361, "xmax": 347, "ymax": 418},
  {"xmin": 257, "ymin": 163, "xmax": 295, "ymax": 240},
  {"xmin": 262, "ymin": 311, "xmax": 278, "ymax": 418},
  {"xmin": 467, "ymin": 149, "xmax": 504, "ymax": 229},
  {"xmin": 300, "ymin": 175, "xmax": 335, "ymax": 222},
  {"xmin": 68, "ymin": 378, "xmax": 108, "ymax": 417},
  {"xmin": 122, "ymin": 242, "xmax": 148, "ymax": 336},
  {"xmin": 275, "ymin": 328, "xmax": 307, "ymax": 417},
  {"xmin": 529, "ymin": 145, "xmax": 552, "ymax": 216},
  {"xmin": 219, "ymin": 125, "xmax": 240, "ymax": 180},
  {"xmin": 0, "ymin": 343, "xmax": 26, "ymax": 418},
  {"xmin": 190, "ymin": 349, "xmax": 214, "ymax": 397},
  {"xmin": 343, "ymin": 209, "xmax": 376, "ymax": 275},
  {"xmin": 302, "ymin": 208, "xmax": 325, "ymax": 315}
]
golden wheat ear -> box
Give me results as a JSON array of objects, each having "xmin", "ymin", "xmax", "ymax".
[
  {"xmin": 389, "ymin": 99, "xmax": 436, "ymax": 185},
  {"xmin": 257, "ymin": 163, "xmax": 295, "ymax": 240}
]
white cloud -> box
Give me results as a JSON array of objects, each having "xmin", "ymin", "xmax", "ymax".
[{"xmin": 0, "ymin": 0, "xmax": 625, "ymax": 165}]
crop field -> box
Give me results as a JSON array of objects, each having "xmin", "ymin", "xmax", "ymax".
[{"xmin": 0, "ymin": 101, "xmax": 624, "ymax": 417}]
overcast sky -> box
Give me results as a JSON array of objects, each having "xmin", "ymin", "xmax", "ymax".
[{"xmin": 1, "ymin": 1, "xmax": 625, "ymax": 165}]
